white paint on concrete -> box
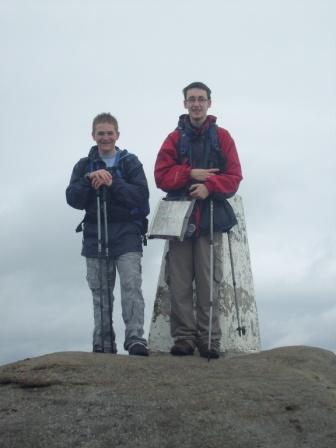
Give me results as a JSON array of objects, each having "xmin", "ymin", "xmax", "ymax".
[{"xmin": 148, "ymin": 195, "xmax": 261, "ymax": 354}]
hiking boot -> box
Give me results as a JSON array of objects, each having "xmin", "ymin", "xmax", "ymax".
[
  {"xmin": 170, "ymin": 340, "xmax": 195, "ymax": 356},
  {"xmin": 128, "ymin": 342, "xmax": 149, "ymax": 356},
  {"xmin": 197, "ymin": 343, "xmax": 220, "ymax": 359}
]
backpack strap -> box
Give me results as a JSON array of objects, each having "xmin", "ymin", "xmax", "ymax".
[
  {"xmin": 177, "ymin": 123, "xmax": 220, "ymax": 164},
  {"xmin": 112, "ymin": 150, "xmax": 150, "ymax": 245},
  {"xmin": 209, "ymin": 124, "xmax": 220, "ymax": 152},
  {"xmin": 178, "ymin": 128, "xmax": 190, "ymax": 161}
]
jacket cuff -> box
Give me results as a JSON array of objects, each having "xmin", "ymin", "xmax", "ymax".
[{"xmin": 204, "ymin": 179, "xmax": 214, "ymax": 194}]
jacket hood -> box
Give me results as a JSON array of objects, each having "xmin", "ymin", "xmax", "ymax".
[
  {"xmin": 87, "ymin": 146, "xmax": 130, "ymax": 164},
  {"xmin": 177, "ymin": 114, "xmax": 217, "ymax": 132}
]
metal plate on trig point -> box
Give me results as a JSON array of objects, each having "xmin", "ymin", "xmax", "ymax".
[{"xmin": 148, "ymin": 199, "xmax": 195, "ymax": 241}]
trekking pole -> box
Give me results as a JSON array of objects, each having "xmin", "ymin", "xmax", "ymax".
[
  {"xmin": 207, "ymin": 199, "xmax": 214, "ymax": 362},
  {"xmin": 102, "ymin": 187, "xmax": 116, "ymax": 353},
  {"xmin": 96, "ymin": 188, "xmax": 105, "ymax": 352},
  {"xmin": 227, "ymin": 230, "xmax": 246, "ymax": 337}
]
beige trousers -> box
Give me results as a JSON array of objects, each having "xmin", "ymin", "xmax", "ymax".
[{"xmin": 166, "ymin": 234, "xmax": 223, "ymax": 347}]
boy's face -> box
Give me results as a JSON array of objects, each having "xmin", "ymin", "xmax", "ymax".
[
  {"xmin": 92, "ymin": 122, "xmax": 119, "ymax": 154},
  {"xmin": 184, "ymin": 87, "xmax": 211, "ymax": 126}
]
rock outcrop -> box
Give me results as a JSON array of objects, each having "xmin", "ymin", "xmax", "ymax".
[{"xmin": 0, "ymin": 346, "xmax": 335, "ymax": 447}]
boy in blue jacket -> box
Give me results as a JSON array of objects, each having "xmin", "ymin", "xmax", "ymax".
[{"xmin": 66, "ymin": 113, "xmax": 149, "ymax": 356}]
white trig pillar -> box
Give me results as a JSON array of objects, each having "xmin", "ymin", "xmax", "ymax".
[{"xmin": 148, "ymin": 195, "xmax": 261, "ymax": 354}]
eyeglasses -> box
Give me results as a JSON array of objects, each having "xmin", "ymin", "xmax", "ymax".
[{"xmin": 185, "ymin": 97, "xmax": 209, "ymax": 104}]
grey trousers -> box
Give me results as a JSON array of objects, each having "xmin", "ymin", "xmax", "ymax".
[
  {"xmin": 166, "ymin": 234, "xmax": 223, "ymax": 347},
  {"xmin": 86, "ymin": 252, "xmax": 147, "ymax": 351}
]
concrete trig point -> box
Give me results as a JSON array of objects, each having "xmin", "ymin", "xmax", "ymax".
[{"xmin": 148, "ymin": 195, "xmax": 261, "ymax": 354}]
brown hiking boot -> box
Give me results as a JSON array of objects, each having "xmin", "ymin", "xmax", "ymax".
[{"xmin": 170, "ymin": 340, "xmax": 195, "ymax": 356}]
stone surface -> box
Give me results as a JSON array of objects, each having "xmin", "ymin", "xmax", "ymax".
[
  {"xmin": 0, "ymin": 346, "xmax": 336, "ymax": 448},
  {"xmin": 149, "ymin": 195, "xmax": 261, "ymax": 353}
]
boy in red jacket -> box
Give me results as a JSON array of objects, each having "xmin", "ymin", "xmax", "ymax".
[{"xmin": 154, "ymin": 82, "xmax": 242, "ymax": 358}]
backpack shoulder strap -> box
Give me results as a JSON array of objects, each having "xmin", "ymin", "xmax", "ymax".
[
  {"xmin": 175, "ymin": 126, "xmax": 190, "ymax": 164},
  {"xmin": 209, "ymin": 124, "xmax": 220, "ymax": 152},
  {"xmin": 176, "ymin": 123, "xmax": 220, "ymax": 165},
  {"xmin": 178, "ymin": 128, "xmax": 189, "ymax": 159},
  {"xmin": 113, "ymin": 149, "xmax": 130, "ymax": 178}
]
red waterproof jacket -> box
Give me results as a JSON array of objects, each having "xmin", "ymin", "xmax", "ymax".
[{"xmin": 154, "ymin": 115, "xmax": 243, "ymax": 234}]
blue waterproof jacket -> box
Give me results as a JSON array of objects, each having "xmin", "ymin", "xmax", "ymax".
[{"xmin": 66, "ymin": 146, "xmax": 149, "ymax": 258}]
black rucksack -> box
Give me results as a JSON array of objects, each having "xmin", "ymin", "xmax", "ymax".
[{"xmin": 177, "ymin": 123, "xmax": 226, "ymax": 171}]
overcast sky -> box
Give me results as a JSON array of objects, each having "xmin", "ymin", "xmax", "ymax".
[{"xmin": 1, "ymin": 0, "xmax": 335, "ymax": 365}]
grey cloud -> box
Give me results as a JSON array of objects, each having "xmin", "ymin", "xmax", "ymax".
[{"xmin": 1, "ymin": 0, "xmax": 335, "ymax": 365}]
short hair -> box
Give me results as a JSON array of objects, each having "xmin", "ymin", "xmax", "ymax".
[
  {"xmin": 183, "ymin": 82, "xmax": 212, "ymax": 100},
  {"xmin": 92, "ymin": 113, "xmax": 119, "ymax": 133}
]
